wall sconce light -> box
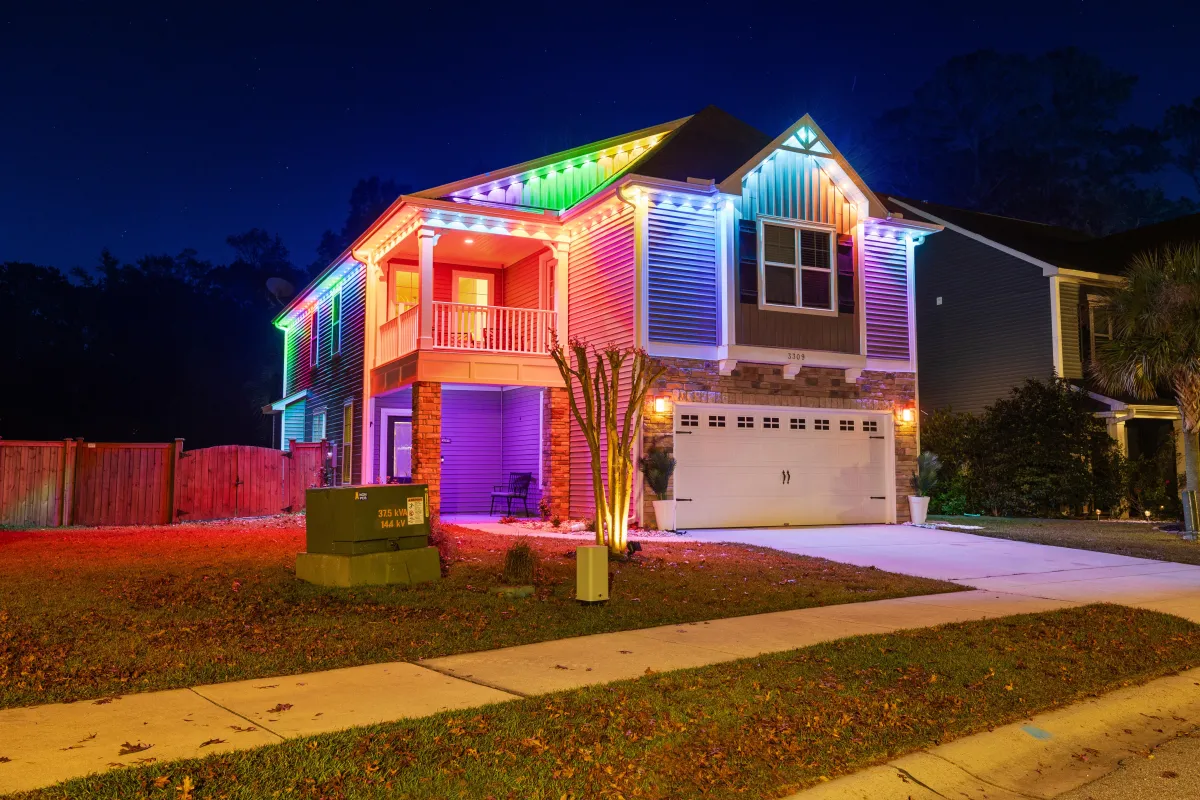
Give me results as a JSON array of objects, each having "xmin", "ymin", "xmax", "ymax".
[
  {"xmin": 899, "ymin": 407, "xmax": 915, "ymax": 424},
  {"xmin": 654, "ymin": 396, "xmax": 668, "ymax": 414}
]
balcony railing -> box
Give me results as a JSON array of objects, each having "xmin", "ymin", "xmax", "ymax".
[{"xmin": 376, "ymin": 302, "xmax": 556, "ymax": 366}]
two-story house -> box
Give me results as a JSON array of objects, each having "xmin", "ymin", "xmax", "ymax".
[
  {"xmin": 895, "ymin": 196, "xmax": 1200, "ymax": 464},
  {"xmin": 267, "ymin": 106, "xmax": 938, "ymax": 528}
]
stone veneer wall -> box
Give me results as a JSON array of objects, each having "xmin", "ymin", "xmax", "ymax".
[
  {"xmin": 542, "ymin": 387, "xmax": 571, "ymax": 519},
  {"xmin": 641, "ymin": 359, "xmax": 918, "ymax": 524},
  {"xmin": 411, "ymin": 382, "xmax": 442, "ymax": 516}
]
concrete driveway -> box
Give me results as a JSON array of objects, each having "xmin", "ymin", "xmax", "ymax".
[{"xmin": 686, "ymin": 524, "xmax": 1200, "ymax": 622}]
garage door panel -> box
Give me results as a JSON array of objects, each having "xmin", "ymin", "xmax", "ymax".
[{"xmin": 672, "ymin": 403, "xmax": 892, "ymax": 529}]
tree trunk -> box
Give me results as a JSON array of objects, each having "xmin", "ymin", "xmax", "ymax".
[{"xmin": 1182, "ymin": 420, "xmax": 1199, "ymax": 536}]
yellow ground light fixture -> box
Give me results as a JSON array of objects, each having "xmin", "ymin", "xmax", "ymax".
[{"xmin": 576, "ymin": 545, "xmax": 609, "ymax": 603}]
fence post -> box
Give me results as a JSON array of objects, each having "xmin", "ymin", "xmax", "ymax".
[
  {"xmin": 59, "ymin": 439, "xmax": 76, "ymax": 527},
  {"xmin": 168, "ymin": 438, "xmax": 185, "ymax": 524}
]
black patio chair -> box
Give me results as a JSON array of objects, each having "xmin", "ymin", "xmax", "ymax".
[{"xmin": 490, "ymin": 472, "xmax": 534, "ymax": 516}]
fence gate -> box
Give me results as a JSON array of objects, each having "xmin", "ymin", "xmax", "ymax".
[{"xmin": 175, "ymin": 445, "xmax": 293, "ymax": 522}]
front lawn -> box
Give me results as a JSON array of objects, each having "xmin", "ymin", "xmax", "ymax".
[
  {"xmin": 0, "ymin": 516, "xmax": 958, "ymax": 709},
  {"xmin": 17, "ymin": 605, "xmax": 1200, "ymax": 800},
  {"xmin": 932, "ymin": 515, "xmax": 1200, "ymax": 565}
]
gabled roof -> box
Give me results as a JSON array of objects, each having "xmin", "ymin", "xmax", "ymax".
[
  {"xmin": 629, "ymin": 106, "xmax": 772, "ymax": 184},
  {"xmin": 886, "ymin": 196, "xmax": 1094, "ymax": 271},
  {"xmin": 1084, "ymin": 213, "xmax": 1200, "ymax": 275}
]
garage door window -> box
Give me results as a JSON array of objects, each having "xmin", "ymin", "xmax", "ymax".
[
  {"xmin": 680, "ymin": 413, "xmax": 699, "ymax": 427},
  {"xmin": 790, "ymin": 418, "xmax": 805, "ymax": 430},
  {"xmin": 814, "ymin": 419, "xmax": 830, "ymax": 430},
  {"xmin": 737, "ymin": 416, "xmax": 754, "ymax": 428},
  {"xmin": 709, "ymin": 415, "xmax": 726, "ymax": 428},
  {"xmin": 763, "ymin": 417, "xmax": 780, "ymax": 429},
  {"xmin": 864, "ymin": 420, "xmax": 879, "ymax": 432},
  {"xmin": 840, "ymin": 420, "xmax": 855, "ymax": 431}
]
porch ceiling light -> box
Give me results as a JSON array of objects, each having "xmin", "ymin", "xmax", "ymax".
[{"xmin": 464, "ymin": 238, "xmax": 474, "ymax": 244}]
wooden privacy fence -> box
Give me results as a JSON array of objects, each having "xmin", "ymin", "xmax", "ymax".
[{"xmin": 0, "ymin": 439, "xmax": 324, "ymax": 528}]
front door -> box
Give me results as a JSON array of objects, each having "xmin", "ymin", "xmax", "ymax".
[{"xmin": 386, "ymin": 416, "xmax": 413, "ymax": 482}]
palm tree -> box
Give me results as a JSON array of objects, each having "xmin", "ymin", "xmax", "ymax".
[{"xmin": 1092, "ymin": 244, "xmax": 1200, "ymax": 534}]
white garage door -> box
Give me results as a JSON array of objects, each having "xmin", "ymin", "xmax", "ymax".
[{"xmin": 672, "ymin": 403, "xmax": 893, "ymax": 529}]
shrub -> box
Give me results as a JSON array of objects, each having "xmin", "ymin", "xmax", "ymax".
[
  {"xmin": 910, "ymin": 452, "xmax": 942, "ymax": 497},
  {"xmin": 502, "ymin": 538, "xmax": 538, "ymax": 585},
  {"xmin": 638, "ymin": 443, "xmax": 676, "ymax": 501},
  {"xmin": 538, "ymin": 497, "xmax": 552, "ymax": 521},
  {"xmin": 550, "ymin": 515, "xmax": 562, "ymax": 528},
  {"xmin": 427, "ymin": 518, "xmax": 456, "ymax": 577}
]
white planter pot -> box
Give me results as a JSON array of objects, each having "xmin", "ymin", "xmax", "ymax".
[
  {"xmin": 651, "ymin": 499, "xmax": 676, "ymax": 531},
  {"xmin": 908, "ymin": 495, "xmax": 930, "ymax": 525}
]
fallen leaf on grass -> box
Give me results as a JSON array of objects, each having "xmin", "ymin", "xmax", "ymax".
[
  {"xmin": 266, "ymin": 703, "xmax": 293, "ymax": 713},
  {"xmin": 153, "ymin": 776, "xmax": 170, "ymax": 788},
  {"xmin": 199, "ymin": 738, "xmax": 226, "ymax": 748},
  {"xmin": 118, "ymin": 741, "xmax": 153, "ymax": 756},
  {"xmin": 178, "ymin": 775, "xmax": 195, "ymax": 799}
]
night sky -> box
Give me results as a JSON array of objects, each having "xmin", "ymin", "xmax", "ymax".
[{"xmin": 3, "ymin": 0, "xmax": 1197, "ymax": 270}]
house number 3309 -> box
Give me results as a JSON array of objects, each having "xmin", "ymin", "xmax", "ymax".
[{"xmin": 787, "ymin": 352, "xmax": 806, "ymax": 362}]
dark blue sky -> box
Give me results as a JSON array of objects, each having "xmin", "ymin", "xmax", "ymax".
[{"xmin": 2, "ymin": 0, "xmax": 1196, "ymax": 269}]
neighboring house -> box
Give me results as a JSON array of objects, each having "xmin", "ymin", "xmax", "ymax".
[
  {"xmin": 266, "ymin": 106, "xmax": 939, "ymax": 527},
  {"xmin": 893, "ymin": 196, "xmax": 1200, "ymax": 463}
]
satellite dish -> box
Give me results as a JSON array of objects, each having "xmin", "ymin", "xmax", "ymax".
[{"xmin": 266, "ymin": 277, "xmax": 295, "ymax": 306}]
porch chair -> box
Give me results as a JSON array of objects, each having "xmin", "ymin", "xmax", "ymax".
[{"xmin": 490, "ymin": 472, "xmax": 534, "ymax": 516}]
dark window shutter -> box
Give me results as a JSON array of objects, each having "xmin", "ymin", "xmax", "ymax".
[
  {"xmin": 738, "ymin": 220, "xmax": 758, "ymax": 303},
  {"xmin": 837, "ymin": 235, "xmax": 855, "ymax": 314}
]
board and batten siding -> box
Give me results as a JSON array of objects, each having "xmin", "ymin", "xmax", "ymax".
[
  {"xmin": 740, "ymin": 149, "xmax": 858, "ymax": 235},
  {"xmin": 647, "ymin": 200, "xmax": 719, "ymax": 345},
  {"xmin": 915, "ymin": 230, "xmax": 1054, "ymax": 414},
  {"xmin": 1058, "ymin": 281, "xmax": 1084, "ymax": 380},
  {"xmin": 862, "ymin": 234, "xmax": 911, "ymax": 360},
  {"xmin": 567, "ymin": 206, "xmax": 636, "ymax": 518},
  {"xmin": 307, "ymin": 263, "xmax": 367, "ymax": 484},
  {"xmin": 500, "ymin": 386, "xmax": 544, "ymax": 511}
]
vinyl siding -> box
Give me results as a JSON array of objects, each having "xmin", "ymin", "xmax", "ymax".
[
  {"xmin": 646, "ymin": 200, "xmax": 719, "ymax": 345},
  {"xmin": 863, "ymin": 235, "xmax": 911, "ymax": 360},
  {"xmin": 505, "ymin": 250, "xmax": 544, "ymax": 309},
  {"xmin": 741, "ymin": 149, "xmax": 858, "ymax": 235},
  {"xmin": 441, "ymin": 389, "xmax": 504, "ymax": 514},
  {"xmin": 281, "ymin": 399, "xmax": 306, "ymax": 451},
  {"xmin": 433, "ymin": 262, "xmax": 506, "ymax": 305},
  {"xmin": 1059, "ymin": 281, "xmax": 1083, "ymax": 380},
  {"xmin": 306, "ymin": 262, "xmax": 366, "ymax": 484},
  {"xmin": 283, "ymin": 314, "xmax": 313, "ymax": 398},
  {"xmin": 735, "ymin": 304, "xmax": 858, "ymax": 351},
  {"xmin": 500, "ymin": 386, "xmax": 544, "ymax": 512},
  {"xmin": 915, "ymin": 230, "xmax": 1053, "ymax": 414},
  {"xmin": 567, "ymin": 205, "xmax": 636, "ymax": 518}
]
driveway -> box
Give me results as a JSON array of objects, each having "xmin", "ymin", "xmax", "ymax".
[{"xmin": 686, "ymin": 524, "xmax": 1200, "ymax": 622}]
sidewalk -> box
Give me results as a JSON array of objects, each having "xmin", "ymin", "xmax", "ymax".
[{"xmin": 0, "ymin": 588, "xmax": 1073, "ymax": 794}]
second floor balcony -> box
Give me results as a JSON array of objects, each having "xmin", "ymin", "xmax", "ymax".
[{"xmin": 377, "ymin": 301, "xmax": 557, "ymax": 364}]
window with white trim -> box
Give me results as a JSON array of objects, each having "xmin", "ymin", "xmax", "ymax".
[
  {"xmin": 760, "ymin": 219, "xmax": 836, "ymax": 313},
  {"xmin": 708, "ymin": 415, "xmax": 726, "ymax": 428},
  {"xmin": 763, "ymin": 416, "xmax": 780, "ymax": 429},
  {"xmin": 311, "ymin": 410, "xmax": 327, "ymax": 442},
  {"xmin": 309, "ymin": 308, "xmax": 319, "ymax": 367},
  {"xmin": 394, "ymin": 269, "xmax": 419, "ymax": 315},
  {"xmin": 1088, "ymin": 297, "xmax": 1112, "ymax": 364},
  {"xmin": 737, "ymin": 415, "xmax": 754, "ymax": 429},
  {"xmin": 814, "ymin": 419, "xmax": 830, "ymax": 431},
  {"xmin": 863, "ymin": 420, "xmax": 879, "ymax": 432},
  {"xmin": 790, "ymin": 418, "xmax": 805, "ymax": 430},
  {"xmin": 839, "ymin": 420, "xmax": 855, "ymax": 431},
  {"xmin": 680, "ymin": 413, "xmax": 699, "ymax": 427},
  {"xmin": 331, "ymin": 291, "xmax": 342, "ymax": 357}
]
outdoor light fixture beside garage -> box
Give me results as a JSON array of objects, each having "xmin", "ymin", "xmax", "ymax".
[
  {"xmin": 654, "ymin": 396, "xmax": 668, "ymax": 414},
  {"xmin": 898, "ymin": 406, "xmax": 915, "ymax": 424}
]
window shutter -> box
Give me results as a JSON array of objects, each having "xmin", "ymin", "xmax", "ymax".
[
  {"xmin": 737, "ymin": 220, "xmax": 758, "ymax": 303},
  {"xmin": 837, "ymin": 235, "xmax": 855, "ymax": 315},
  {"xmin": 341, "ymin": 399, "xmax": 354, "ymax": 485}
]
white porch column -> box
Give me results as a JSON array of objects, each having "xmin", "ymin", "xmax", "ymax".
[
  {"xmin": 551, "ymin": 242, "xmax": 569, "ymax": 345},
  {"xmin": 1174, "ymin": 417, "xmax": 1186, "ymax": 480},
  {"xmin": 361, "ymin": 256, "xmax": 384, "ymax": 483},
  {"xmin": 1107, "ymin": 417, "xmax": 1129, "ymax": 456},
  {"xmin": 417, "ymin": 228, "xmax": 439, "ymax": 348}
]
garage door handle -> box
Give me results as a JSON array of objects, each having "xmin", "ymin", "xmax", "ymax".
[
  {"xmin": 676, "ymin": 498, "xmax": 692, "ymax": 502},
  {"xmin": 869, "ymin": 435, "xmax": 885, "ymax": 439},
  {"xmin": 870, "ymin": 496, "xmax": 886, "ymax": 500}
]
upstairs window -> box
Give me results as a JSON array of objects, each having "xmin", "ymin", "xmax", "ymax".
[
  {"xmin": 394, "ymin": 269, "xmax": 419, "ymax": 314},
  {"xmin": 1088, "ymin": 297, "xmax": 1113, "ymax": 365},
  {"xmin": 759, "ymin": 219, "xmax": 836, "ymax": 314},
  {"xmin": 309, "ymin": 308, "xmax": 319, "ymax": 367},
  {"xmin": 331, "ymin": 292, "xmax": 343, "ymax": 357}
]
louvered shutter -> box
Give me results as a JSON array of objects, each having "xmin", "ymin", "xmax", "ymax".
[
  {"xmin": 837, "ymin": 235, "xmax": 855, "ymax": 314},
  {"xmin": 737, "ymin": 220, "xmax": 758, "ymax": 303}
]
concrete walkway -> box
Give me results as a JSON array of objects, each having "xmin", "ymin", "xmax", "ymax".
[{"xmin": 0, "ymin": 589, "xmax": 1072, "ymax": 794}]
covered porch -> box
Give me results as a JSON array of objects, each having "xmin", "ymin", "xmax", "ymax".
[{"xmin": 369, "ymin": 382, "xmax": 569, "ymax": 517}]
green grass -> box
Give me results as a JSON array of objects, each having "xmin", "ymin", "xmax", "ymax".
[
  {"xmin": 932, "ymin": 515, "xmax": 1200, "ymax": 565},
  {"xmin": 15, "ymin": 605, "xmax": 1200, "ymax": 800},
  {"xmin": 0, "ymin": 517, "xmax": 959, "ymax": 710}
]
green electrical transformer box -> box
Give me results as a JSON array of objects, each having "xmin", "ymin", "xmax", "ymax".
[{"xmin": 296, "ymin": 484, "xmax": 441, "ymax": 588}]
